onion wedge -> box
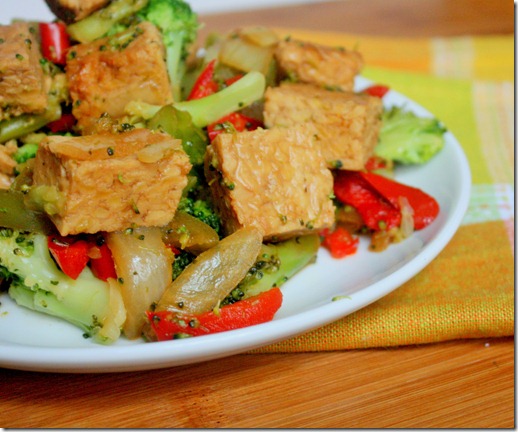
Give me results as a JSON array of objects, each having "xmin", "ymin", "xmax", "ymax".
[{"xmin": 106, "ymin": 227, "xmax": 173, "ymax": 339}]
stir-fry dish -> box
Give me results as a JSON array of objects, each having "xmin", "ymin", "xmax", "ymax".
[{"xmin": 0, "ymin": 0, "xmax": 447, "ymax": 344}]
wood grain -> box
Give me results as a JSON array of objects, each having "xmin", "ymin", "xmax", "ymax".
[
  {"xmin": 2, "ymin": 337, "xmax": 513, "ymax": 428},
  {"xmin": 198, "ymin": 0, "xmax": 514, "ymax": 39},
  {"xmin": 1, "ymin": 0, "xmax": 514, "ymax": 428}
]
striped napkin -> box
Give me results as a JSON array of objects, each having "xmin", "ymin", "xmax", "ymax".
[{"xmin": 253, "ymin": 30, "xmax": 514, "ymax": 352}]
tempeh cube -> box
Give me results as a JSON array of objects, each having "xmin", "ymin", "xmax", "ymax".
[
  {"xmin": 275, "ymin": 39, "xmax": 363, "ymax": 92},
  {"xmin": 66, "ymin": 22, "xmax": 173, "ymax": 133},
  {"xmin": 205, "ymin": 126, "xmax": 335, "ymax": 241},
  {"xmin": 264, "ymin": 82, "xmax": 383, "ymax": 170},
  {"xmin": 0, "ymin": 22, "xmax": 50, "ymax": 120},
  {"xmin": 32, "ymin": 128, "xmax": 191, "ymax": 235}
]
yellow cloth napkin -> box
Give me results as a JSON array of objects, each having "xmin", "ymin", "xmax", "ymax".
[{"xmin": 253, "ymin": 30, "xmax": 514, "ymax": 352}]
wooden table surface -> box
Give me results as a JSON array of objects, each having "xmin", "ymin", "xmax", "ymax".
[{"xmin": 2, "ymin": 0, "xmax": 514, "ymax": 428}]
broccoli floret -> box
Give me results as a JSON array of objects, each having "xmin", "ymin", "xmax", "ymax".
[
  {"xmin": 137, "ymin": 0, "xmax": 199, "ymax": 101},
  {"xmin": 374, "ymin": 106, "xmax": 447, "ymax": 165},
  {"xmin": 222, "ymin": 234, "xmax": 320, "ymax": 305},
  {"xmin": 13, "ymin": 143, "xmax": 39, "ymax": 164},
  {"xmin": 0, "ymin": 229, "xmax": 125, "ymax": 343},
  {"xmin": 125, "ymin": 70, "xmax": 266, "ymax": 128},
  {"xmin": 172, "ymin": 249, "xmax": 195, "ymax": 280},
  {"xmin": 177, "ymin": 197, "xmax": 222, "ymax": 236}
]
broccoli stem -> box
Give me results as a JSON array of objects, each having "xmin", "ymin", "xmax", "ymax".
[
  {"xmin": 174, "ymin": 71, "xmax": 266, "ymax": 127},
  {"xmin": 165, "ymin": 33, "xmax": 184, "ymax": 102},
  {"xmin": 232, "ymin": 234, "xmax": 321, "ymax": 301},
  {"xmin": 126, "ymin": 70, "xmax": 266, "ymax": 128},
  {"xmin": 0, "ymin": 103, "xmax": 61, "ymax": 144},
  {"xmin": 67, "ymin": 0, "xmax": 149, "ymax": 43}
]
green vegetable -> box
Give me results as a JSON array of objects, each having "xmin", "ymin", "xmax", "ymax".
[
  {"xmin": 161, "ymin": 211, "xmax": 219, "ymax": 255},
  {"xmin": 136, "ymin": 0, "xmax": 199, "ymax": 101},
  {"xmin": 172, "ymin": 249, "xmax": 194, "ymax": 280},
  {"xmin": 0, "ymin": 229, "xmax": 126, "ymax": 343},
  {"xmin": 125, "ymin": 70, "xmax": 266, "ymax": 128},
  {"xmin": 0, "ymin": 60, "xmax": 68, "ymax": 144},
  {"xmin": 177, "ymin": 196, "xmax": 222, "ymax": 237},
  {"xmin": 0, "ymin": 104, "xmax": 60, "ymax": 144},
  {"xmin": 223, "ymin": 234, "xmax": 320, "ymax": 304},
  {"xmin": 66, "ymin": 0, "xmax": 149, "ymax": 43},
  {"xmin": 147, "ymin": 105, "xmax": 207, "ymax": 165},
  {"xmin": 13, "ymin": 143, "xmax": 39, "ymax": 164},
  {"xmin": 375, "ymin": 106, "xmax": 447, "ymax": 165},
  {"xmin": 0, "ymin": 190, "xmax": 56, "ymax": 235},
  {"xmin": 155, "ymin": 226, "xmax": 263, "ymax": 315}
]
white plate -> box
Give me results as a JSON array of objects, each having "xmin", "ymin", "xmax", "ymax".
[
  {"xmin": 0, "ymin": 78, "xmax": 471, "ymax": 373},
  {"xmin": 0, "ymin": 7, "xmax": 471, "ymax": 372}
]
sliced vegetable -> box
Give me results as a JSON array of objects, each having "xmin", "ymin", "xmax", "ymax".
[
  {"xmin": 39, "ymin": 22, "xmax": 71, "ymax": 66},
  {"xmin": 359, "ymin": 172, "xmax": 439, "ymax": 230},
  {"xmin": 334, "ymin": 204, "xmax": 364, "ymax": 234},
  {"xmin": 0, "ymin": 103, "xmax": 61, "ymax": 144},
  {"xmin": 218, "ymin": 29, "xmax": 276, "ymax": 75},
  {"xmin": 334, "ymin": 170, "xmax": 401, "ymax": 232},
  {"xmin": 363, "ymin": 84, "xmax": 389, "ymax": 98},
  {"xmin": 106, "ymin": 227, "xmax": 173, "ymax": 339},
  {"xmin": 174, "ymin": 71, "xmax": 266, "ymax": 128},
  {"xmin": 233, "ymin": 234, "xmax": 320, "ymax": 301},
  {"xmin": 147, "ymin": 286, "xmax": 283, "ymax": 340},
  {"xmin": 187, "ymin": 59, "xmax": 218, "ymax": 100},
  {"xmin": 47, "ymin": 235, "xmax": 90, "ymax": 280},
  {"xmin": 125, "ymin": 70, "xmax": 266, "ymax": 128},
  {"xmin": 334, "ymin": 171, "xmax": 439, "ymax": 233},
  {"xmin": 66, "ymin": 0, "xmax": 148, "ymax": 43},
  {"xmin": 46, "ymin": 113, "xmax": 76, "ymax": 134},
  {"xmin": 161, "ymin": 211, "xmax": 219, "ymax": 255},
  {"xmin": 89, "ymin": 242, "xmax": 117, "ymax": 281},
  {"xmin": 155, "ymin": 226, "xmax": 263, "ymax": 315},
  {"xmin": 0, "ymin": 189, "xmax": 56, "ymax": 235},
  {"xmin": 320, "ymin": 226, "xmax": 359, "ymax": 258},
  {"xmin": 238, "ymin": 26, "xmax": 279, "ymax": 48},
  {"xmin": 147, "ymin": 105, "xmax": 207, "ymax": 166},
  {"xmin": 207, "ymin": 112, "xmax": 263, "ymax": 141}
]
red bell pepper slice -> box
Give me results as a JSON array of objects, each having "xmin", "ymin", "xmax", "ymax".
[
  {"xmin": 187, "ymin": 59, "xmax": 218, "ymax": 100},
  {"xmin": 359, "ymin": 172, "xmax": 439, "ymax": 230},
  {"xmin": 334, "ymin": 171, "xmax": 402, "ymax": 232},
  {"xmin": 46, "ymin": 113, "xmax": 76, "ymax": 134},
  {"xmin": 89, "ymin": 243, "xmax": 117, "ymax": 281},
  {"xmin": 224, "ymin": 74, "xmax": 244, "ymax": 86},
  {"xmin": 320, "ymin": 226, "xmax": 359, "ymax": 258},
  {"xmin": 207, "ymin": 112, "xmax": 264, "ymax": 141},
  {"xmin": 39, "ymin": 22, "xmax": 70, "ymax": 66},
  {"xmin": 47, "ymin": 235, "xmax": 90, "ymax": 280},
  {"xmin": 147, "ymin": 287, "xmax": 283, "ymax": 341},
  {"xmin": 363, "ymin": 84, "xmax": 390, "ymax": 98}
]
